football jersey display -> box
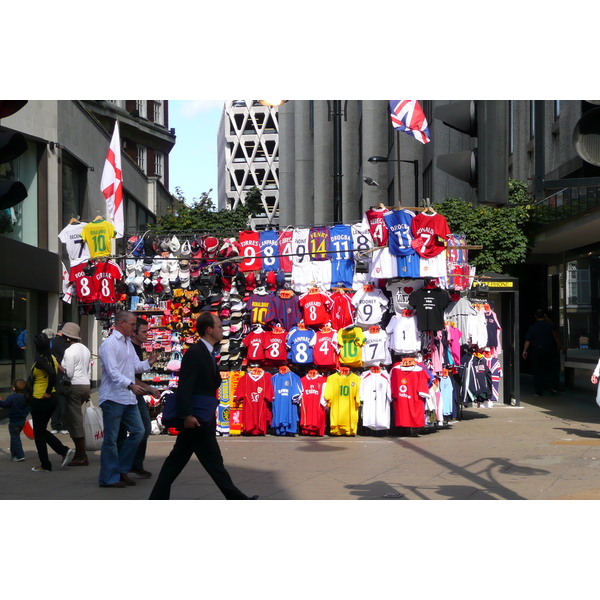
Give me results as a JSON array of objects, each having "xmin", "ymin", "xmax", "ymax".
[
  {"xmin": 234, "ymin": 369, "xmax": 273, "ymax": 435},
  {"xmin": 337, "ymin": 326, "xmax": 366, "ymax": 367},
  {"xmin": 386, "ymin": 279, "xmax": 425, "ymax": 313},
  {"xmin": 262, "ymin": 330, "xmax": 288, "ymax": 365},
  {"xmin": 386, "ymin": 314, "xmax": 420, "ymax": 354},
  {"xmin": 330, "ymin": 258, "xmax": 354, "ymax": 289},
  {"xmin": 92, "ymin": 260, "xmax": 123, "ymax": 304},
  {"xmin": 309, "ymin": 226, "xmax": 331, "ymax": 261},
  {"xmin": 351, "ymin": 287, "xmax": 389, "ymax": 328},
  {"xmin": 278, "ymin": 229, "xmax": 294, "ymax": 272},
  {"xmin": 270, "ymin": 371, "xmax": 303, "ymax": 435},
  {"xmin": 81, "ymin": 219, "xmax": 116, "ymax": 259},
  {"xmin": 291, "ymin": 227, "xmax": 310, "ymax": 265},
  {"xmin": 310, "ymin": 329, "xmax": 339, "ymax": 370},
  {"xmin": 246, "ymin": 292, "xmax": 272, "ymax": 325},
  {"xmin": 242, "ymin": 330, "xmax": 267, "ymax": 362},
  {"xmin": 287, "ymin": 327, "xmax": 316, "ymax": 365},
  {"xmin": 362, "ymin": 328, "xmax": 391, "ymax": 367},
  {"xmin": 323, "ymin": 372, "xmax": 361, "ymax": 436},
  {"xmin": 328, "ymin": 292, "xmax": 355, "ymax": 330},
  {"xmin": 238, "ymin": 230, "xmax": 261, "ymax": 271},
  {"xmin": 362, "ymin": 207, "xmax": 389, "ymax": 247},
  {"xmin": 383, "ymin": 209, "xmax": 416, "ymax": 256},
  {"xmin": 264, "ymin": 292, "xmax": 302, "ymax": 330},
  {"xmin": 350, "ymin": 222, "xmax": 374, "ymax": 259},
  {"xmin": 58, "ymin": 221, "xmax": 91, "ymax": 266},
  {"xmin": 259, "ymin": 229, "xmax": 280, "ymax": 271},
  {"xmin": 389, "ymin": 363, "xmax": 430, "ymax": 428},
  {"xmin": 299, "ymin": 373, "xmax": 327, "ymax": 436},
  {"xmin": 329, "ymin": 224, "xmax": 353, "ymax": 260},
  {"xmin": 69, "ymin": 262, "xmax": 98, "ymax": 304},
  {"xmin": 360, "ymin": 369, "xmax": 392, "ymax": 430},
  {"xmin": 299, "ymin": 290, "xmax": 332, "ymax": 327},
  {"xmin": 410, "ymin": 211, "xmax": 451, "ymax": 259}
]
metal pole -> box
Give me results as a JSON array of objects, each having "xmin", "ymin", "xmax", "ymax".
[{"xmin": 332, "ymin": 100, "xmax": 342, "ymax": 222}]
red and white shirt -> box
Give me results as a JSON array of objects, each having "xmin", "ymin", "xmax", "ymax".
[
  {"xmin": 238, "ymin": 230, "xmax": 261, "ymax": 271},
  {"xmin": 362, "ymin": 207, "xmax": 389, "ymax": 247},
  {"xmin": 92, "ymin": 260, "xmax": 123, "ymax": 304},
  {"xmin": 410, "ymin": 211, "xmax": 451, "ymax": 258},
  {"xmin": 299, "ymin": 291, "xmax": 333, "ymax": 328},
  {"xmin": 243, "ymin": 330, "xmax": 267, "ymax": 362},
  {"xmin": 310, "ymin": 330, "xmax": 339, "ymax": 370},
  {"xmin": 278, "ymin": 229, "xmax": 294, "ymax": 273}
]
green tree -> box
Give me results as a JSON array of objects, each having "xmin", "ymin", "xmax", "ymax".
[
  {"xmin": 150, "ymin": 187, "xmax": 263, "ymax": 236},
  {"xmin": 433, "ymin": 179, "xmax": 534, "ymax": 275}
]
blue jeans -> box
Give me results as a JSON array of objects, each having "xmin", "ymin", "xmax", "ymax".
[
  {"xmin": 9, "ymin": 418, "xmax": 26, "ymax": 460},
  {"xmin": 117, "ymin": 396, "xmax": 152, "ymax": 472},
  {"xmin": 99, "ymin": 400, "xmax": 144, "ymax": 486}
]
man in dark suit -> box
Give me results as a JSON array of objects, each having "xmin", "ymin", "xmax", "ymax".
[{"xmin": 149, "ymin": 312, "xmax": 257, "ymax": 500}]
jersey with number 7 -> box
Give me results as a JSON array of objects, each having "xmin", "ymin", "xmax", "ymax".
[{"xmin": 410, "ymin": 212, "xmax": 451, "ymax": 259}]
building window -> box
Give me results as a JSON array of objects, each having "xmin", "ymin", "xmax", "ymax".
[
  {"xmin": 154, "ymin": 151, "xmax": 164, "ymax": 178},
  {"xmin": 154, "ymin": 101, "xmax": 164, "ymax": 125},
  {"xmin": 136, "ymin": 101, "xmax": 147, "ymax": 119},
  {"xmin": 108, "ymin": 100, "xmax": 126, "ymax": 110},
  {"xmin": 137, "ymin": 145, "xmax": 147, "ymax": 173}
]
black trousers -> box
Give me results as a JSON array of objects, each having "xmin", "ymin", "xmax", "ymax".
[
  {"xmin": 149, "ymin": 418, "xmax": 248, "ymax": 500},
  {"xmin": 531, "ymin": 346, "xmax": 560, "ymax": 395},
  {"xmin": 30, "ymin": 395, "xmax": 69, "ymax": 471}
]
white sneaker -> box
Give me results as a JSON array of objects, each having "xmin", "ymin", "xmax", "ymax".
[
  {"xmin": 12, "ymin": 457, "xmax": 25, "ymax": 462},
  {"xmin": 50, "ymin": 430, "xmax": 58, "ymax": 434},
  {"xmin": 60, "ymin": 430, "xmax": 69, "ymax": 435}
]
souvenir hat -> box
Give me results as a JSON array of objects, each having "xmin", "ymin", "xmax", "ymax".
[{"xmin": 59, "ymin": 322, "xmax": 81, "ymax": 341}]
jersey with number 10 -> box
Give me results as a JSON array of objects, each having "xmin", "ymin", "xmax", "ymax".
[
  {"xmin": 81, "ymin": 219, "xmax": 116, "ymax": 259},
  {"xmin": 324, "ymin": 372, "xmax": 361, "ymax": 436}
]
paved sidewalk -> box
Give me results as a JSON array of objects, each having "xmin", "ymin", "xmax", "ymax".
[{"xmin": 2, "ymin": 381, "xmax": 600, "ymax": 500}]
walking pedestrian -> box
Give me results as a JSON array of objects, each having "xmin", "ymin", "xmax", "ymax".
[
  {"xmin": 28, "ymin": 333, "xmax": 74, "ymax": 472},
  {"xmin": 50, "ymin": 325, "xmax": 70, "ymax": 434},
  {"xmin": 116, "ymin": 317, "xmax": 161, "ymax": 479},
  {"xmin": 522, "ymin": 309, "xmax": 565, "ymax": 396},
  {"xmin": 60, "ymin": 322, "xmax": 92, "ymax": 466},
  {"xmin": 97, "ymin": 311, "xmax": 157, "ymax": 488},
  {"xmin": 149, "ymin": 312, "xmax": 257, "ymax": 500},
  {"xmin": 590, "ymin": 357, "xmax": 600, "ymax": 408},
  {"xmin": 0, "ymin": 379, "xmax": 30, "ymax": 462}
]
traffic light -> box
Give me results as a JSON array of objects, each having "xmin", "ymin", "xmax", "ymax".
[
  {"xmin": 0, "ymin": 100, "xmax": 28, "ymax": 210},
  {"xmin": 435, "ymin": 100, "xmax": 508, "ymax": 205}
]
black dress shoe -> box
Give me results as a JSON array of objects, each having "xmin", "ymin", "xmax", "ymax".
[
  {"xmin": 120, "ymin": 474, "xmax": 137, "ymax": 486},
  {"xmin": 99, "ymin": 482, "xmax": 126, "ymax": 488},
  {"xmin": 131, "ymin": 469, "xmax": 152, "ymax": 478}
]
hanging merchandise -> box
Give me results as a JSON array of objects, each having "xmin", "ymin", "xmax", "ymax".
[
  {"xmin": 233, "ymin": 368, "xmax": 273, "ymax": 436},
  {"xmin": 337, "ymin": 325, "xmax": 366, "ymax": 368},
  {"xmin": 299, "ymin": 371, "xmax": 327, "ymax": 436},
  {"xmin": 352, "ymin": 284, "xmax": 389, "ymax": 329},
  {"xmin": 359, "ymin": 367, "xmax": 392, "ymax": 431},
  {"xmin": 323, "ymin": 369, "xmax": 362, "ymax": 436},
  {"xmin": 389, "ymin": 361, "xmax": 430, "ymax": 428},
  {"xmin": 270, "ymin": 368, "xmax": 303, "ymax": 435},
  {"xmin": 58, "ymin": 218, "xmax": 91, "ymax": 267},
  {"xmin": 81, "ymin": 216, "xmax": 117, "ymax": 259}
]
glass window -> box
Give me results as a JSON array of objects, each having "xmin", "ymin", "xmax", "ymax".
[
  {"xmin": 153, "ymin": 100, "xmax": 164, "ymax": 125},
  {"xmin": 137, "ymin": 145, "xmax": 146, "ymax": 173},
  {"xmin": 154, "ymin": 151, "xmax": 163, "ymax": 178},
  {"xmin": 136, "ymin": 100, "xmax": 147, "ymax": 119}
]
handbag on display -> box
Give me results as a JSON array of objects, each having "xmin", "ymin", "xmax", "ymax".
[
  {"xmin": 83, "ymin": 400, "xmax": 104, "ymax": 451},
  {"xmin": 166, "ymin": 351, "xmax": 182, "ymax": 372}
]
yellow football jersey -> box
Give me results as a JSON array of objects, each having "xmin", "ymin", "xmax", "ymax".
[
  {"xmin": 337, "ymin": 326, "xmax": 366, "ymax": 367},
  {"xmin": 324, "ymin": 372, "xmax": 361, "ymax": 435}
]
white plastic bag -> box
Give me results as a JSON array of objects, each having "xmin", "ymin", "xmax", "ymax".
[{"xmin": 83, "ymin": 400, "xmax": 104, "ymax": 451}]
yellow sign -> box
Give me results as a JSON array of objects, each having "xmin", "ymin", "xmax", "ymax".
[{"xmin": 473, "ymin": 281, "xmax": 514, "ymax": 288}]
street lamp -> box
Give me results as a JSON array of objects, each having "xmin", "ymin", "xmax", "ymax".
[{"xmin": 368, "ymin": 155, "xmax": 419, "ymax": 206}]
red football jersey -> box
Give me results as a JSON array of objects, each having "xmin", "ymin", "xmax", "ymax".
[
  {"xmin": 300, "ymin": 374, "xmax": 327, "ymax": 436},
  {"xmin": 329, "ymin": 292, "xmax": 355, "ymax": 330},
  {"xmin": 310, "ymin": 330, "xmax": 339, "ymax": 370},
  {"xmin": 363, "ymin": 207, "xmax": 389, "ymax": 247},
  {"xmin": 238, "ymin": 230, "xmax": 261, "ymax": 271},
  {"xmin": 92, "ymin": 260, "xmax": 123, "ymax": 303},
  {"xmin": 299, "ymin": 291, "xmax": 333, "ymax": 327},
  {"xmin": 234, "ymin": 370, "xmax": 274, "ymax": 435},
  {"xmin": 389, "ymin": 364, "xmax": 430, "ymax": 428},
  {"xmin": 278, "ymin": 229, "xmax": 294, "ymax": 273},
  {"xmin": 69, "ymin": 262, "xmax": 98, "ymax": 304},
  {"xmin": 262, "ymin": 330, "xmax": 288, "ymax": 364},
  {"xmin": 410, "ymin": 211, "xmax": 451, "ymax": 258},
  {"xmin": 243, "ymin": 330, "xmax": 267, "ymax": 362}
]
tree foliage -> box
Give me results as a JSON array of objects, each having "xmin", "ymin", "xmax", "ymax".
[
  {"xmin": 150, "ymin": 187, "xmax": 263, "ymax": 236},
  {"xmin": 433, "ymin": 179, "xmax": 534, "ymax": 276}
]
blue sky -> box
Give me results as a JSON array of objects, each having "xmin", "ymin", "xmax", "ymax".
[{"xmin": 168, "ymin": 100, "xmax": 226, "ymax": 205}]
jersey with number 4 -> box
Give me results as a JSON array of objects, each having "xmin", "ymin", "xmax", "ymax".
[
  {"xmin": 362, "ymin": 207, "xmax": 389, "ymax": 247},
  {"xmin": 310, "ymin": 330, "xmax": 339, "ymax": 370}
]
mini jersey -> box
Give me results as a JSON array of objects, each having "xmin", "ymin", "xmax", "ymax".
[
  {"xmin": 328, "ymin": 291, "xmax": 355, "ymax": 330},
  {"xmin": 92, "ymin": 260, "xmax": 123, "ymax": 304},
  {"xmin": 309, "ymin": 226, "xmax": 331, "ymax": 261},
  {"xmin": 361, "ymin": 329, "xmax": 391, "ymax": 367},
  {"xmin": 69, "ymin": 262, "xmax": 97, "ymax": 304},
  {"xmin": 264, "ymin": 292, "xmax": 302, "ymax": 330},
  {"xmin": 291, "ymin": 227, "xmax": 311, "ymax": 266},
  {"xmin": 360, "ymin": 370, "xmax": 392, "ymax": 430},
  {"xmin": 386, "ymin": 314, "xmax": 420, "ymax": 354},
  {"xmin": 299, "ymin": 290, "xmax": 333, "ymax": 327},
  {"xmin": 352, "ymin": 287, "xmax": 389, "ymax": 328},
  {"xmin": 384, "ymin": 209, "xmax": 416, "ymax": 256},
  {"xmin": 81, "ymin": 219, "xmax": 116, "ymax": 259},
  {"xmin": 262, "ymin": 330, "xmax": 288, "ymax": 365},
  {"xmin": 259, "ymin": 229, "xmax": 280, "ymax": 271},
  {"xmin": 389, "ymin": 363, "xmax": 430, "ymax": 428},
  {"xmin": 270, "ymin": 371, "xmax": 303, "ymax": 435},
  {"xmin": 323, "ymin": 372, "xmax": 361, "ymax": 436},
  {"xmin": 310, "ymin": 329, "xmax": 339, "ymax": 370},
  {"xmin": 238, "ymin": 230, "xmax": 261, "ymax": 271},
  {"xmin": 242, "ymin": 330, "xmax": 267, "ymax": 362},
  {"xmin": 300, "ymin": 374, "xmax": 327, "ymax": 436},
  {"xmin": 246, "ymin": 292, "xmax": 272, "ymax": 325},
  {"xmin": 329, "ymin": 224, "xmax": 354, "ymax": 260},
  {"xmin": 337, "ymin": 326, "xmax": 366, "ymax": 367},
  {"xmin": 362, "ymin": 207, "xmax": 389, "ymax": 247},
  {"xmin": 287, "ymin": 327, "xmax": 316, "ymax": 365},
  {"xmin": 234, "ymin": 370, "xmax": 273, "ymax": 435},
  {"xmin": 410, "ymin": 211, "xmax": 451, "ymax": 259},
  {"xmin": 58, "ymin": 221, "xmax": 91, "ymax": 266},
  {"xmin": 278, "ymin": 229, "xmax": 294, "ymax": 273}
]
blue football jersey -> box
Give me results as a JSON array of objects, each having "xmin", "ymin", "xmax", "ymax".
[
  {"xmin": 286, "ymin": 327, "xmax": 316, "ymax": 364},
  {"xmin": 384, "ymin": 209, "xmax": 416, "ymax": 257},
  {"xmin": 260, "ymin": 229, "xmax": 280, "ymax": 271}
]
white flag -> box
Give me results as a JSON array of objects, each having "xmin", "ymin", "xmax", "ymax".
[{"xmin": 101, "ymin": 121, "xmax": 124, "ymax": 238}]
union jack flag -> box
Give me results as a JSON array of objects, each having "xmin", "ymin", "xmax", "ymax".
[{"xmin": 389, "ymin": 100, "xmax": 431, "ymax": 144}]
